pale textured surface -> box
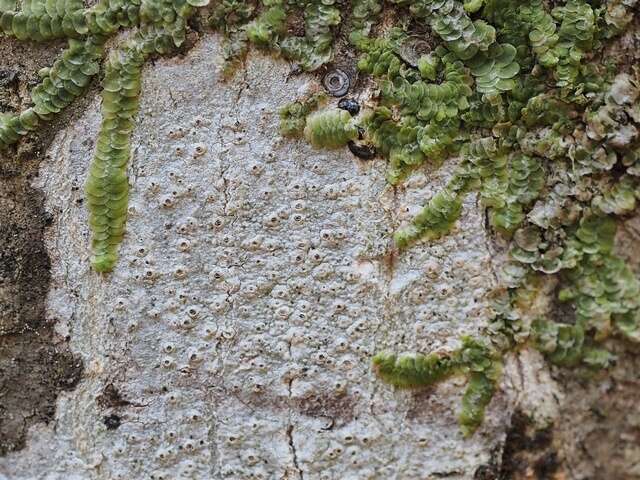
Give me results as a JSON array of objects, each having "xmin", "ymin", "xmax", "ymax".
[{"xmin": 0, "ymin": 35, "xmax": 535, "ymax": 479}]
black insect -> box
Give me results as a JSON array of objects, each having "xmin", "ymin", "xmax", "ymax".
[
  {"xmin": 338, "ymin": 98, "xmax": 360, "ymax": 116},
  {"xmin": 348, "ymin": 140, "xmax": 376, "ymax": 160}
]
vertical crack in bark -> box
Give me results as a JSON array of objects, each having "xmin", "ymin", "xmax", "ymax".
[
  {"xmin": 286, "ymin": 333, "xmax": 304, "ymax": 480},
  {"xmin": 286, "ymin": 418, "xmax": 304, "ymax": 480}
]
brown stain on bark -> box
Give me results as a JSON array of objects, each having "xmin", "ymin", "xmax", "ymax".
[
  {"xmin": 0, "ymin": 39, "xmax": 85, "ymax": 456},
  {"xmin": 496, "ymin": 411, "xmax": 561, "ymax": 480},
  {"xmin": 551, "ymin": 350, "xmax": 640, "ymax": 480}
]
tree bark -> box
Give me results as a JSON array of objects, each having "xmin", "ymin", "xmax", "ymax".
[{"xmin": 1, "ymin": 31, "xmax": 639, "ymax": 480}]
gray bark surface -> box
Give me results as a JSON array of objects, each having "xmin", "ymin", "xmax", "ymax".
[{"xmin": 0, "ymin": 33, "xmax": 639, "ymax": 480}]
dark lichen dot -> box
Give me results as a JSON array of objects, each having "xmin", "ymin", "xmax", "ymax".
[
  {"xmin": 323, "ymin": 69, "xmax": 350, "ymax": 97},
  {"xmin": 103, "ymin": 414, "xmax": 122, "ymax": 430},
  {"xmin": 338, "ymin": 98, "xmax": 360, "ymax": 116}
]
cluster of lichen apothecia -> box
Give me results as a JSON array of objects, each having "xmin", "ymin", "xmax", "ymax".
[{"xmin": 1, "ymin": 0, "xmax": 639, "ymax": 435}]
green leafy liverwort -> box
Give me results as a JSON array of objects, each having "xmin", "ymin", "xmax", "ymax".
[
  {"xmin": 2, "ymin": 0, "xmax": 639, "ymax": 437},
  {"xmin": 0, "ymin": 0, "xmax": 211, "ymax": 272},
  {"xmin": 260, "ymin": 0, "xmax": 639, "ymax": 435},
  {"xmin": 373, "ymin": 337, "xmax": 501, "ymax": 435}
]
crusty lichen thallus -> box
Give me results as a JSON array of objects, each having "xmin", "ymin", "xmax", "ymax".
[{"xmin": 1, "ymin": 0, "xmax": 638, "ymax": 437}]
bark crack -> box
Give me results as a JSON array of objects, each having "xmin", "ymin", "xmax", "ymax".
[
  {"xmin": 286, "ymin": 422, "xmax": 303, "ymax": 480},
  {"xmin": 286, "ymin": 367, "xmax": 303, "ymax": 480}
]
